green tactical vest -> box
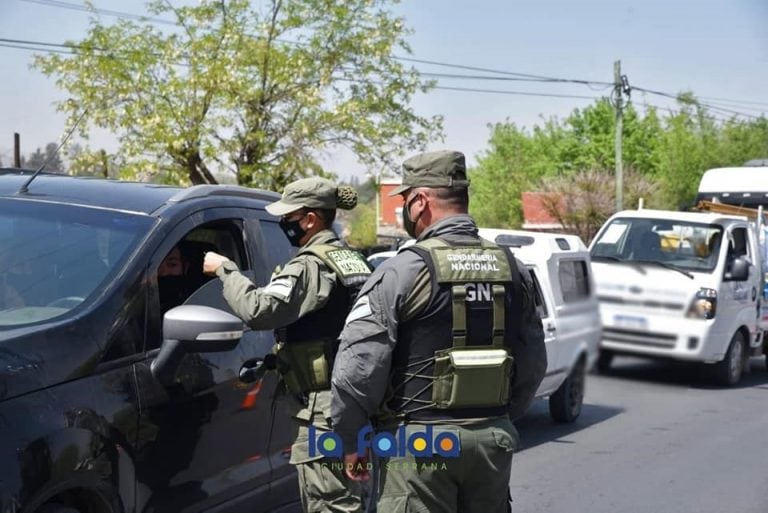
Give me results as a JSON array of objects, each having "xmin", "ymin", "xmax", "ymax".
[
  {"xmin": 274, "ymin": 243, "xmax": 372, "ymax": 394},
  {"xmin": 386, "ymin": 237, "xmax": 521, "ymax": 418}
]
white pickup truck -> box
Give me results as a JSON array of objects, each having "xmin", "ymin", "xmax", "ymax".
[
  {"xmin": 589, "ymin": 206, "xmax": 767, "ymax": 385},
  {"xmin": 480, "ymin": 228, "xmax": 602, "ymax": 422}
]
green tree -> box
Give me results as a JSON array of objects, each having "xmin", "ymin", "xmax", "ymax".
[
  {"xmin": 471, "ymin": 92, "xmax": 767, "ymax": 225},
  {"xmin": 35, "ymin": 0, "xmax": 442, "ymax": 188},
  {"xmin": 469, "ymin": 122, "xmax": 545, "ymax": 228},
  {"xmin": 22, "ymin": 142, "xmax": 65, "ymax": 172},
  {"xmin": 347, "ymin": 201, "xmax": 377, "ymax": 248}
]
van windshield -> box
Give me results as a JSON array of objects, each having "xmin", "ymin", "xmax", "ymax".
[
  {"xmin": 0, "ymin": 199, "xmax": 154, "ymax": 327},
  {"xmin": 590, "ymin": 217, "xmax": 723, "ymax": 273}
]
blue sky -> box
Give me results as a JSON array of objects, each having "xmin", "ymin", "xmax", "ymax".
[{"xmin": 1, "ymin": 0, "xmax": 766, "ymax": 179}]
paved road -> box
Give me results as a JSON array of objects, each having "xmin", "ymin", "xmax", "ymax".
[{"xmin": 511, "ymin": 356, "xmax": 768, "ymax": 513}]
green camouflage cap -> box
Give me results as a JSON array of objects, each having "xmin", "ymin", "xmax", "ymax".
[
  {"xmin": 265, "ymin": 177, "xmax": 358, "ymax": 216},
  {"xmin": 389, "ymin": 150, "xmax": 469, "ymax": 196}
]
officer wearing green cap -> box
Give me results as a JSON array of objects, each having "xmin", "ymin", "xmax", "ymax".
[
  {"xmin": 204, "ymin": 176, "xmax": 371, "ymax": 513},
  {"xmin": 330, "ymin": 150, "xmax": 547, "ymax": 512}
]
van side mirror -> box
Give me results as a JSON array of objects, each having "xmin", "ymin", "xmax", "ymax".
[
  {"xmin": 724, "ymin": 257, "xmax": 750, "ymax": 282},
  {"xmin": 151, "ymin": 305, "xmax": 244, "ymax": 385}
]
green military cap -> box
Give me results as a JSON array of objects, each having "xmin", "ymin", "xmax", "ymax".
[
  {"xmin": 266, "ymin": 176, "xmax": 358, "ymax": 216},
  {"xmin": 389, "ymin": 150, "xmax": 469, "ymax": 197}
]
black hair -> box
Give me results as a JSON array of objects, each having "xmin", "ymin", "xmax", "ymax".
[{"xmin": 311, "ymin": 208, "xmax": 337, "ymax": 227}]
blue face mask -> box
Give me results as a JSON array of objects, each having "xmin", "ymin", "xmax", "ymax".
[{"xmin": 279, "ymin": 215, "xmax": 307, "ymax": 247}]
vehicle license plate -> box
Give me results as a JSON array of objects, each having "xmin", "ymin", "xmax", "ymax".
[{"xmin": 613, "ymin": 314, "xmax": 648, "ymax": 330}]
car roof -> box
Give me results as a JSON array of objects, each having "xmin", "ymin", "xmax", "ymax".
[
  {"xmin": 477, "ymin": 228, "xmax": 588, "ymax": 264},
  {"xmin": 0, "ymin": 169, "xmax": 279, "ymax": 215},
  {"xmin": 609, "ymin": 208, "xmax": 746, "ymax": 225}
]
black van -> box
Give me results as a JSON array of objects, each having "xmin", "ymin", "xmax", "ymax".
[{"xmin": 0, "ymin": 170, "xmax": 301, "ymax": 513}]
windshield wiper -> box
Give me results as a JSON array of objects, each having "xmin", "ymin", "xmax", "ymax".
[{"xmin": 632, "ymin": 259, "xmax": 694, "ymax": 280}]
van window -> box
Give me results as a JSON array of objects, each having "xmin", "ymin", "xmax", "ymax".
[
  {"xmin": 559, "ymin": 260, "xmax": 590, "ymax": 303},
  {"xmin": 727, "ymin": 227, "xmax": 748, "ymax": 260},
  {"xmin": 528, "ymin": 269, "xmax": 549, "ymax": 318}
]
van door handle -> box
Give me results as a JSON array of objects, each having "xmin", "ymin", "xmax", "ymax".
[
  {"xmin": 239, "ymin": 358, "xmax": 266, "ymax": 383},
  {"xmin": 546, "ymin": 325, "xmax": 556, "ymax": 333}
]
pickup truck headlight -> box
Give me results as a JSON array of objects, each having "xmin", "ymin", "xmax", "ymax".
[{"xmin": 686, "ymin": 288, "xmax": 717, "ymax": 319}]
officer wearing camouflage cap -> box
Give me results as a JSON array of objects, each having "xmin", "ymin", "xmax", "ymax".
[
  {"xmin": 331, "ymin": 150, "xmax": 547, "ymax": 512},
  {"xmin": 204, "ymin": 176, "xmax": 371, "ymax": 513}
]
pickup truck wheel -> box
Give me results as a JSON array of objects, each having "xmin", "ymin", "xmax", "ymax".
[
  {"xmin": 712, "ymin": 331, "xmax": 745, "ymax": 386},
  {"xmin": 596, "ymin": 350, "xmax": 614, "ymax": 374},
  {"xmin": 549, "ymin": 358, "xmax": 586, "ymax": 423}
]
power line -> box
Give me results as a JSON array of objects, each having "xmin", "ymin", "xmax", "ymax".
[
  {"xmin": 0, "ymin": 38, "xmax": 606, "ymax": 100},
  {"xmin": 696, "ymin": 95, "xmax": 768, "ymax": 109},
  {"xmin": 14, "ymin": 0, "xmax": 614, "ymax": 90},
  {"xmin": 416, "ymin": 71, "xmax": 614, "ymax": 88},
  {"xmin": 415, "ymin": 85, "xmax": 598, "ymax": 100},
  {"xmin": 18, "ymin": 0, "xmax": 176, "ymax": 25},
  {"xmin": 10, "ymin": 0, "xmax": 768, "ymax": 115},
  {"xmin": 633, "ymin": 86, "xmax": 762, "ymax": 120}
]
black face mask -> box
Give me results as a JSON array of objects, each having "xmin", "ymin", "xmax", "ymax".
[
  {"xmin": 279, "ymin": 216, "xmax": 307, "ymax": 247},
  {"xmin": 158, "ymin": 275, "xmax": 187, "ymax": 312},
  {"xmin": 402, "ymin": 194, "xmax": 422, "ymax": 238}
]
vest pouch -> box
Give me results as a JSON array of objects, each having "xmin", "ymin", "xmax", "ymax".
[
  {"xmin": 431, "ymin": 348, "xmax": 514, "ymax": 409},
  {"xmin": 275, "ymin": 339, "xmax": 333, "ymax": 394}
]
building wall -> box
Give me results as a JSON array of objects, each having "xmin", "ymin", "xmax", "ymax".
[{"xmin": 380, "ymin": 181, "xmax": 403, "ymax": 227}]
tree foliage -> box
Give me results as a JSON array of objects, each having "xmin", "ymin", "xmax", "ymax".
[
  {"xmin": 22, "ymin": 142, "xmax": 65, "ymax": 172},
  {"xmin": 538, "ymin": 168, "xmax": 660, "ymax": 243},
  {"xmin": 35, "ymin": 0, "xmax": 442, "ymax": 188},
  {"xmin": 470, "ymin": 95, "xmax": 768, "ymax": 229},
  {"xmin": 346, "ymin": 201, "xmax": 377, "ymax": 248}
]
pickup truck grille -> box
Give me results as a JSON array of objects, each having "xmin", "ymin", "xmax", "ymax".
[
  {"xmin": 598, "ymin": 295, "xmax": 685, "ymax": 311},
  {"xmin": 603, "ymin": 327, "xmax": 677, "ymax": 348}
]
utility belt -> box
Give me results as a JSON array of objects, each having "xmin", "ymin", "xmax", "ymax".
[{"xmin": 270, "ymin": 338, "xmax": 337, "ymax": 394}]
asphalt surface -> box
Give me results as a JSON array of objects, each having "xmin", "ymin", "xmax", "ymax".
[{"xmin": 511, "ymin": 356, "xmax": 768, "ymax": 513}]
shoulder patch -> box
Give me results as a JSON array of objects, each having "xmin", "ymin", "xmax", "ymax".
[
  {"xmin": 325, "ymin": 249, "xmax": 372, "ymax": 277},
  {"xmin": 263, "ymin": 276, "xmax": 295, "ymax": 301},
  {"xmin": 345, "ymin": 294, "xmax": 372, "ymax": 325}
]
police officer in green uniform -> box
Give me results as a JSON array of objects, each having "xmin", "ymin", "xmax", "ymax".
[
  {"xmin": 330, "ymin": 150, "xmax": 547, "ymax": 513},
  {"xmin": 203, "ymin": 177, "xmax": 371, "ymax": 513}
]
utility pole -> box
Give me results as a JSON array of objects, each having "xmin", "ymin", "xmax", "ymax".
[
  {"xmin": 611, "ymin": 61, "xmax": 630, "ymax": 212},
  {"xmin": 13, "ymin": 133, "xmax": 21, "ymax": 167}
]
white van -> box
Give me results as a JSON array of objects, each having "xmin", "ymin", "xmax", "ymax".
[
  {"xmin": 589, "ymin": 208, "xmax": 766, "ymax": 385},
  {"xmin": 479, "ymin": 228, "xmax": 602, "ymax": 422}
]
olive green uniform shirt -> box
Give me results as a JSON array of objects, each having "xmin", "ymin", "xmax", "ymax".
[{"xmin": 215, "ymin": 229, "xmax": 342, "ymax": 463}]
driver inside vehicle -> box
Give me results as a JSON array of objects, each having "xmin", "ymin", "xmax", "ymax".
[{"xmin": 158, "ymin": 245, "xmax": 192, "ymax": 313}]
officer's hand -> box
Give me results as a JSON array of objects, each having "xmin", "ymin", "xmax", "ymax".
[
  {"xmin": 343, "ymin": 452, "xmax": 370, "ymax": 482},
  {"xmin": 203, "ymin": 252, "xmax": 230, "ymax": 275}
]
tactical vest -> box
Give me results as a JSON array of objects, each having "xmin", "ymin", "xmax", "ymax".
[
  {"xmin": 275, "ymin": 243, "xmax": 372, "ymax": 393},
  {"xmin": 386, "ymin": 237, "xmax": 523, "ymax": 420}
]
